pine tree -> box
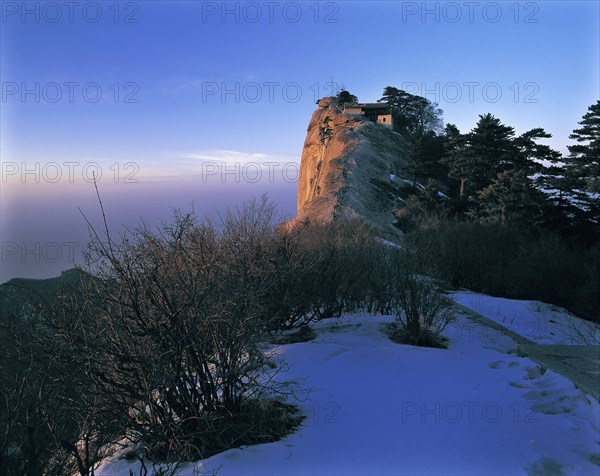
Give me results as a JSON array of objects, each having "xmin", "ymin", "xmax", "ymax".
[
  {"xmin": 442, "ymin": 115, "xmax": 515, "ymax": 199},
  {"xmin": 468, "ymin": 170, "xmax": 546, "ymax": 225},
  {"xmin": 466, "ymin": 114, "xmax": 516, "ymax": 193},
  {"xmin": 513, "ymin": 127, "xmax": 559, "ymax": 174},
  {"xmin": 403, "ymin": 131, "xmax": 445, "ymax": 187},
  {"xmin": 565, "ymin": 100, "xmax": 600, "ymax": 229},
  {"xmin": 441, "ymin": 123, "xmax": 468, "ymax": 197},
  {"xmin": 379, "ymin": 86, "xmax": 443, "ymax": 136},
  {"xmin": 336, "ymin": 89, "xmax": 358, "ymax": 106},
  {"xmin": 379, "ymin": 87, "xmax": 444, "ymax": 186},
  {"xmin": 522, "ymin": 130, "xmax": 584, "ymax": 234},
  {"xmin": 567, "ymin": 100, "xmax": 600, "ymax": 192}
]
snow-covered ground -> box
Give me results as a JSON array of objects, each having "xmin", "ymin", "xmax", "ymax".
[
  {"xmin": 453, "ymin": 291, "xmax": 600, "ymax": 345},
  {"xmin": 96, "ymin": 307, "xmax": 600, "ymax": 476}
]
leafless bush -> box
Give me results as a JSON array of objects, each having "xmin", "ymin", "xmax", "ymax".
[
  {"xmin": 0, "ymin": 287, "xmax": 121, "ymax": 476},
  {"xmin": 280, "ymin": 219, "xmax": 388, "ymax": 321},
  {"xmin": 395, "ymin": 193, "xmax": 449, "ymax": 233},
  {"xmin": 1, "ymin": 196, "xmax": 401, "ymax": 473},
  {"xmin": 0, "ymin": 310, "xmax": 52, "ymax": 476},
  {"xmin": 70, "ymin": 195, "xmax": 300, "ymax": 462},
  {"xmin": 386, "ymin": 254, "xmax": 456, "ymax": 348},
  {"xmin": 567, "ymin": 315, "xmax": 600, "ymax": 345}
]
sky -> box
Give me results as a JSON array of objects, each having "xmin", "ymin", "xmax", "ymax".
[{"xmin": 1, "ymin": 0, "xmax": 599, "ymax": 282}]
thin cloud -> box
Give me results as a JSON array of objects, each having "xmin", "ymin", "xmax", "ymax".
[{"xmin": 175, "ymin": 150, "xmax": 299, "ymax": 167}]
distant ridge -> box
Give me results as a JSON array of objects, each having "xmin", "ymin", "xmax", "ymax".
[{"xmin": 0, "ymin": 268, "xmax": 85, "ymax": 319}]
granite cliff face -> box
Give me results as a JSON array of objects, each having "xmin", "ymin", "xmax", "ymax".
[{"xmin": 291, "ymin": 97, "xmax": 408, "ymax": 240}]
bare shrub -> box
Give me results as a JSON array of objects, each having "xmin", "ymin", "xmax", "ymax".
[
  {"xmin": 282, "ymin": 219, "xmax": 388, "ymax": 321},
  {"xmin": 387, "ymin": 254, "xmax": 456, "ymax": 348},
  {"xmin": 66, "ymin": 196, "xmax": 301, "ymax": 462},
  {"xmin": 395, "ymin": 190, "xmax": 449, "ymax": 233},
  {"xmin": 0, "ymin": 310, "xmax": 55, "ymax": 476},
  {"xmin": 0, "ymin": 286, "xmax": 122, "ymax": 476},
  {"xmin": 1, "ymin": 197, "xmax": 411, "ymax": 473}
]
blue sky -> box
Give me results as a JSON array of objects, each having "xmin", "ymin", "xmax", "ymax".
[{"xmin": 1, "ymin": 0, "xmax": 599, "ymax": 281}]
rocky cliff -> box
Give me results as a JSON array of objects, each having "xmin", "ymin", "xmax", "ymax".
[{"xmin": 291, "ymin": 97, "xmax": 408, "ymax": 240}]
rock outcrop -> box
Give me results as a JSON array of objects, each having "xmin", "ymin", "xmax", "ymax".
[{"xmin": 291, "ymin": 97, "xmax": 408, "ymax": 240}]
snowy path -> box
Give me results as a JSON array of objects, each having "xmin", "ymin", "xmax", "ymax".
[
  {"xmin": 452, "ymin": 291, "xmax": 600, "ymax": 346},
  {"xmin": 98, "ymin": 311, "xmax": 600, "ymax": 476},
  {"xmin": 453, "ymin": 291, "xmax": 600, "ymax": 402}
]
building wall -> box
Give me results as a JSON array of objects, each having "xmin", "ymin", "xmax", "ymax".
[
  {"xmin": 377, "ymin": 114, "xmax": 393, "ymax": 128},
  {"xmin": 344, "ymin": 106, "xmax": 364, "ymax": 115},
  {"xmin": 344, "ymin": 106, "xmax": 394, "ymax": 129}
]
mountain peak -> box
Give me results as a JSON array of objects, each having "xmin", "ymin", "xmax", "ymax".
[{"xmin": 291, "ymin": 97, "xmax": 408, "ymax": 241}]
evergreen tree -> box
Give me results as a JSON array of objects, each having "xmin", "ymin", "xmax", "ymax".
[
  {"xmin": 567, "ymin": 100, "xmax": 600, "ymax": 193},
  {"xmin": 419, "ymin": 132, "xmax": 447, "ymax": 180},
  {"xmin": 520, "ymin": 130, "xmax": 584, "ymax": 234},
  {"xmin": 513, "ymin": 127, "xmax": 559, "ymax": 174},
  {"xmin": 441, "ymin": 115, "xmax": 515, "ymax": 200},
  {"xmin": 465, "ymin": 114, "xmax": 516, "ymax": 194},
  {"xmin": 379, "ymin": 86, "xmax": 443, "ymax": 136},
  {"xmin": 441, "ymin": 123, "xmax": 469, "ymax": 197},
  {"xmin": 336, "ymin": 89, "xmax": 358, "ymax": 106},
  {"xmin": 565, "ymin": 100, "xmax": 600, "ymax": 230},
  {"xmin": 468, "ymin": 170, "xmax": 546, "ymax": 225},
  {"xmin": 404, "ymin": 131, "xmax": 445, "ymax": 186},
  {"xmin": 420, "ymin": 178, "xmax": 447, "ymax": 212},
  {"xmin": 380, "ymin": 87, "xmax": 444, "ymax": 186}
]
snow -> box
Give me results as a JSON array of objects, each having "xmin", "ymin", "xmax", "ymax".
[
  {"xmin": 96, "ymin": 308, "xmax": 600, "ymax": 476},
  {"xmin": 453, "ymin": 291, "xmax": 600, "ymax": 345},
  {"xmin": 376, "ymin": 237, "xmax": 402, "ymax": 248},
  {"xmin": 396, "ymin": 178, "xmax": 449, "ymax": 200},
  {"xmin": 400, "ymin": 179, "xmax": 425, "ymax": 191}
]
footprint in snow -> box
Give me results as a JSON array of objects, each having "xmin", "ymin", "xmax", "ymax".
[
  {"xmin": 489, "ymin": 360, "xmax": 506, "ymax": 369},
  {"xmin": 523, "ymin": 366, "xmax": 546, "ymax": 380},
  {"xmin": 489, "ymin": 360, "xmax": 520, "ymax": 370},
  {"xmin": 526, "ymin": 457, "xmax": 567, "ymax": 476}
]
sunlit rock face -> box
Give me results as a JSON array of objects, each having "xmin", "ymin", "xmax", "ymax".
[{"xmin": 292, "ymin": 96, "xmax": 408, "ymax": 241}]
